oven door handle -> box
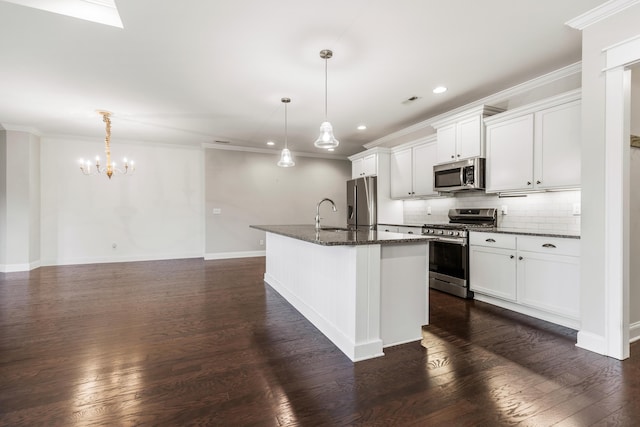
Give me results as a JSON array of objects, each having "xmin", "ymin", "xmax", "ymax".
[{"xmin": 433, "ymin": 237, "xmax": 466, "ymax": 246}]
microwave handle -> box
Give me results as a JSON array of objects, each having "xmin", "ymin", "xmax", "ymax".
[{"xmin": 460, "ymin": 167, "xmax": 465, "ymax": 186}]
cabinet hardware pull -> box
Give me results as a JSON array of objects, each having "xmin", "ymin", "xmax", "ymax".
[
  {"xmin": 510, "ymin": 255, "xmax": 514, "ymax": 259},
  {"xmin": 527, "ymin": 181, "xmax": 532, "ymax": 185},
  {"xmin": 542, "ymin": 243, "xmax": 556, "ymax": 248},
  {"xmin": 536, "ymin": 180, "xmax": 541, "ymax": 184},
  {"xmin": 408, "ymin": 231, "xmax": 414, "ymax": 234},
  {"xmin": 519, "ymin": 256, "xmax": 523, "ymax": 260},
  {"xmin": 486, "ymin": 238, "xmax": 496, "ymax": 242},
  {"xmin": 451, "ymin": 155, "xmax": 454, "ymax": 159}
]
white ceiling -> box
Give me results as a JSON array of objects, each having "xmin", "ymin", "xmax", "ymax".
[{"xmin": 0, "ymin": 0, "xmax": 605, "ymax": 157}]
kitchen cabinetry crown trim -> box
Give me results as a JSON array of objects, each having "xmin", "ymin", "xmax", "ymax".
[
  {"xmin": 431, "ymin": 105, "xmax": 505, "ymax": 129},
  {"xmin": 483, "ymin": 89, "xmax": 581, "ymax": 125},
  {"xmin": 347, "ymin": 146, "xmax": 391, "ymax": 161},
  {"xmin": 389, "ymin": 134, "xmax": 437, "ymax": 152}
]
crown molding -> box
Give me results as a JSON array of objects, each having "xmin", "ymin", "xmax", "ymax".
[
  {"xmin": 0, "ymin": 123, "xmax": 42, "ymax": 136},
  {"xmin": 202, "ymin": 142, "xmax": 348, "ymax": 160},
  {"xmin": 364, "ymin": 61, "xmax": 582, "ymax": 149},
  {"xmin": 565, "ymin": 0, "xmax": 640, "ymax": 30}
]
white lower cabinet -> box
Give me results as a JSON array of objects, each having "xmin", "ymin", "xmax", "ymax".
[
  {"xmin": 469, "ymin": 232, "xmax": 580, "ymax": 329},
  {"xmin": 469, "ymin": 245, "xmax": 517, "ymax": 301}
]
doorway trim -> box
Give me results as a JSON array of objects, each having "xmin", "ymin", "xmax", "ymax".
[{"xmin": 601, "ymin": 33, "xmax": 640, "ymax": 359}]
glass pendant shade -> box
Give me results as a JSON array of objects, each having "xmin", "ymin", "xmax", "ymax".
[
  {"xmin": 314, "ymin": 121, "xmax": 339, "ymax": 149},
  {"xmin": 277, "ymin": 148, "xmax": 295, "ymax": 167}
]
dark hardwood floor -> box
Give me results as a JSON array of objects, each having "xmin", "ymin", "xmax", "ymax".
[{"xmin": 1, "ymin": 257, "xmax": 638, "ymax": 426}]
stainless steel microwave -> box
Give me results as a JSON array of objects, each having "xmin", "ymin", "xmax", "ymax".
[{"xmin": 433, "ymin": 157, "xmax": 485, "ymax": 192}]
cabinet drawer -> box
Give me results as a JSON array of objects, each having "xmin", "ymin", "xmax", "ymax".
[
  {"xmin": 469, "ymin": 232, "xmax": 516, "ymax": 249},
  {"xmin": 517, "ymin": 236, "xmax": 580, "ymax": 257}
]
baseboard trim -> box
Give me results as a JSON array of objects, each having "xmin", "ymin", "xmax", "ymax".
[
  {"xmin": 0, "ymin": 260, "xmax": 41, "ymax": 273},
  {"xmin": 630, "ymin": 321, "xmax": 640, "ymax": 343},
  {"xmin": 204, "ymin": 250, "xmax": 265, "ymax": 260},
  {"xmin": 576, "ymin": 330, "xmax": 607, "ymax": 355},
  {"xmin": 40, "ymin": 253, "xmax": 204, "ymax": 267}
]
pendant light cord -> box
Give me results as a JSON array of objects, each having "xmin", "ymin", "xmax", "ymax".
[
  {"xmin": 324, "ymin": 56, "xmax": 328, "ymax": 120},
  {"xmin": 284, "ymin": 101, "xmax": 288, "ymax": 149}
]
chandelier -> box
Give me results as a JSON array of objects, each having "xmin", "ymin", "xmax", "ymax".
[
  {"xmin": 79, "ymin": 110, "xmax": 134, "ymax": 179},
  {"xmin": 314, "ymin": 49, "xmax": 339, "ymax": 149}
]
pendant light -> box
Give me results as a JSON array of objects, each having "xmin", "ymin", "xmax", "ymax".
[
  {"xmin": 277, "ymin": 97, "xmax": 295, "ymax": 167},
  {"xmin": 314, "ymin": 49, "xmax": 339, "ymax": 149}
]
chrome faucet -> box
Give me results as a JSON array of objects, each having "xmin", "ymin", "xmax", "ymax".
[{"xmin": 315, "ymin": 198, "xmax": 337, "ymax": 230}]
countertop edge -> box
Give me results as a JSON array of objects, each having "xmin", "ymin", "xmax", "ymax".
[
  {"xmin": 469, "ymin": 228, "xmax": 580, "ymax": 239},
  {"xmin": 251, "ymin": 225, "xmax": 434, "ymax": 246}
]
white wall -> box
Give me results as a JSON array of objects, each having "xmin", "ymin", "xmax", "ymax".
[
  {"xmin": 0, "ymin": 130, "xmax": 41, "ymax": 271},
  {"xmin": 204, "ymin": 148, "xmax": 351, "ymax": 258},
  {"xmin": 40, "ymin": 137, "xmax": 204, "ymax": 265},
  {"xmin": 0, "ymin": 130, "xmax": 6, "ymax": 266}
]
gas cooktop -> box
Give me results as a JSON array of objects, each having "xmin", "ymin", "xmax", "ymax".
[{"xmin": 423, "ymin": 208, "xmax": 497, "ymax": 231}]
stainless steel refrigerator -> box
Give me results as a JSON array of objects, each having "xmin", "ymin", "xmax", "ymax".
[{"xmin": 347, "ymin": 176, "xmax": 377, "ymax": 229}]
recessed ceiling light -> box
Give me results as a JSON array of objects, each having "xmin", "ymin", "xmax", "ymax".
[
  {"xmin": 266, "ymin": 141, "xmax": 275, "ymax": 146},
  {"xmin": 357, "ymin": 125, "xmax": 367, "ymax": 131},
  {"xmin": 433, "ymin": 86, "xmax": 448, "ymax": 94}
]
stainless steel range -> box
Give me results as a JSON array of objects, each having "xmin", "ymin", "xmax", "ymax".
[{"xmin": 423, "ymin": 208, "xmax": 497, "ymax": 299}]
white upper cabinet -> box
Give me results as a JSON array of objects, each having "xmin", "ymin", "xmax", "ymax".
[
  {"xmin": 432, "ymin": 105, "xmax": 504, "ymax": 164},
  {"xmin": 485, "ymin": 90, "xmax": 581, "ymax": 194},
  {"xmin": 485, "ymin": 114, "xmax": 535, "ymax": 192},
  {"xmin": 534, "ymin": 100, "xmax": 581, "ymax": 190},
  {"xmin": 351, "ymin": 153, "xmax": 377, "ymax": 178},
  {"xmin": 390, "ymin": 136, "xmax": 438, "ymax": 199}
]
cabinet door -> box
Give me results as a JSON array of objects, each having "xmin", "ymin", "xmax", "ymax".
[
  {"xmin": 362, "ymin": 154, "xmax": 378, "ymax": 177},
  {"xmin": 436, "ymin": 124, "xmax": 457, "ymax": 163},
  {"xmin": 486, "ymin": 114, "xmax": 534, "ymax": 193},
  {"xmin": 351, "ymin": 158, "xmax": 363, "ymax": 179},
  {"xmin": 390, "ymin": 147, "xmax": 413, "ymax": 198},
  {"xmin": 412, "ymin": 142, "xmax": 438, "ymax": 197},
  {"xmin": 457, "ymin": 114, "xmax": 482, "ymax": 159},
  {"xmin": 469, "ymin": 246, "xmax": 517, "ymax": 301},
  {"xmin": 534, "ymin": 100, "xmax": 581, "ymax": 189},
  {"xmin": 517, "ymin": 250, "xmax": 580, "ymax": 319}
]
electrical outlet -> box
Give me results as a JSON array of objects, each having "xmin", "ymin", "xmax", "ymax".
[
  {"xmin": 212, "ymin": 208, "xmax": 222, "ymax": 215},
  {"xmin": 501, "ymin": 205, "xmax": 508, "ymax": 215},
  {"xmin": 572, "ymin": 203, "xmax": 581, "ymax": 215},
  {"xmin": 112, "ymin": 243, "xmax": 117, "ymax": 249},
  {"xmin": 259, "ymin": 239, "xmax": 264, "ymax": 246},
  {"xmin": 427, "ymin": 206, "xmax": 432, "ymax": 215}
]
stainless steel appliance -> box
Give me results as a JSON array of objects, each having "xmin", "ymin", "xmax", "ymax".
[
  {"xmin": 433, "ymin": 157, "xmax": 485, "ymax": 192},
  {"xmin": 423, "ymin": 208, "xmax": 496, "ymax": 298},
  {"xmin": 347, "ymin": 176, "xmax": 377, "ymax": 230}
]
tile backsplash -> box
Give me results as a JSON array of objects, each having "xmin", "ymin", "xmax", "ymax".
[{"xmin": 403, "ymin": 190, "xmax": 581, "ymax": 233}]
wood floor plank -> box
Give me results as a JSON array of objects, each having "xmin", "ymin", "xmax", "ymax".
[{"xmin": 1, "ymin": 257, "xmax": 638, "ymax": 426}]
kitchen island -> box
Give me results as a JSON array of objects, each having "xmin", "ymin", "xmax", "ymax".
[{"xmin": 250, "ymin": 225, "xmax": 432, "ymax": 361}]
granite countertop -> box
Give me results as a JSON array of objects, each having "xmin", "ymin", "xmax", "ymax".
[
  {"xmin": 251, "ymin": 224, "xmax": 434, "ymax": 246},
  {"xmin": 470, "ymin": 227, "xmax": 580, "ymax": 239}
]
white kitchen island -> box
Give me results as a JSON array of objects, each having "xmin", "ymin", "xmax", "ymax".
[{"xmin": 251, "ymin": 225, "xmax": 432, "ymax": 362}]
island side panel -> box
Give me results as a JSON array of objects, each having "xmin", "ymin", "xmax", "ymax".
[
  {"xmin": 263, "ymin": 232, "xmax": 384, "ymax": 361},
  {"xmin": 380, "ymin": 243, "xmax": 429, "ymax": 347}
]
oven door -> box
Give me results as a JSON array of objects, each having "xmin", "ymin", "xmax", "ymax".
[{"xmin": 429, "ymin": 239, "xmax": 472, "ymax": 298}]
